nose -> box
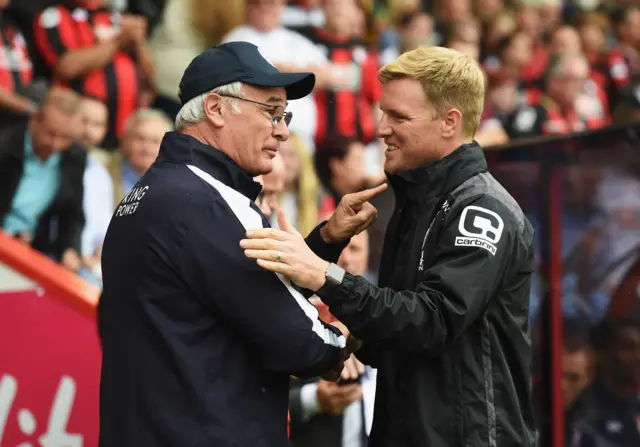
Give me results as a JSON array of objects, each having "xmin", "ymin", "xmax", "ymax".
[
  {"xmin": 273, "ymin": 119, "xmax": 290, "ymax": 142},
  {"xmin": 376, "ymin": 114, "xmax": 392, "ymax": 138}
]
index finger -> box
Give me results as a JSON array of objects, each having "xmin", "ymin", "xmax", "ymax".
[
  {"xmin": 348, "ymin": 183, "xmax": 388, "ymax": 204},
  {"xmin": 245, "ymin": 228, "xmax": 290, "ymax": 240}
]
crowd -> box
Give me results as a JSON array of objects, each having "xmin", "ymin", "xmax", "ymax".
[{"xmin": 0, "ymin": 0, "xmax": 639, "ymax": 446}]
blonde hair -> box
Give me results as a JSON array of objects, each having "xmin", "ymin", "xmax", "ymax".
[
  {"xmin": 286, "ymin": 134, "xmax": 320, "ymax": 237},
  {"xmin": 378, "ymin": 46, "xmax": 486, "ymax": 139}
]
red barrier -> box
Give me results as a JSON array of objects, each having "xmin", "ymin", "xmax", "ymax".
[{"xmin": 0, "ymin": 231, "xmax": 102, "ymax": 446}]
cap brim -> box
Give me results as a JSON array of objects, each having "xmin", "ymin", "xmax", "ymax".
[{"xmin": 245, "ymin": 72, "xmax": 316, "ymax": 100}]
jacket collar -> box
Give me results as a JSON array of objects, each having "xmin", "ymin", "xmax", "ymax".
[
  {"xmin": 387, "ymin": 141, "xmax": 488, "ymax": 202},
  {"xmin": 156, "ymin": 131, "xmax": 263, "ymax": 201}
]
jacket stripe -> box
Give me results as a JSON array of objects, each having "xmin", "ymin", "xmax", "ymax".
[
  {"xmin": 482, "ymin": 317, "xmax": 497, "ymax": 447},
  {"xmin": 186, "ymin": 164, "xmax": 345, "ymax": 349}
]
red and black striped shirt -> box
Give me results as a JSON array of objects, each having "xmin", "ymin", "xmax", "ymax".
[
  {"xmin": 0, "ymin": 17, "xmax": 33, "ymax": 93},
  {"xmin": 34, "ymin": 5, "xmax": 139, "ymax": 149},
  {"xmin": 304, "ymin": 28, "xmax": 381, "ymax": 147}
]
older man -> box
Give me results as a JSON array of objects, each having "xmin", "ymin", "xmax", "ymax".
[
  {"xmin": 98, "ymin": 42, "xmax": 385, "ymax": 446},
  {"xmin": 243, "ymin": 46, "xmax": 536, "ymax": 446}
]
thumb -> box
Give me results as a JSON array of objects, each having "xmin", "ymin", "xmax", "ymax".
[{"xmin": 276, "ymin": 208, "xmax": 296, "ymax": 234}]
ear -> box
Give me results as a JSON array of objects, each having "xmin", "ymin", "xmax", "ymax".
[
  {"xmin": 441, "ymin": 108, "xmax": 463, "ymax": 139},
  {"xmin": 203, "ymin": 93, "xmax": 225, "ymax": 128}
]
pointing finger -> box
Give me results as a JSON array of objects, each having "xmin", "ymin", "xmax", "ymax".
[{"xmin": 347, "ymin": 183, "xmax": 388, "ymax": 205}]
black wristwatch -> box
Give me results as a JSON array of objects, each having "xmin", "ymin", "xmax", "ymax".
[{"xmin": 325, "ymin": 263, "xmax": 346, "ymax": 285}]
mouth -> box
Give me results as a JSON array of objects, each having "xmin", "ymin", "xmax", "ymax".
[
  {"xmin": 386, "ymin": 144, "xmax": 399, "ymax": 153},
  {"xmin": 264, "ymin": 148, "xmax": 278, "ymax": 157}
]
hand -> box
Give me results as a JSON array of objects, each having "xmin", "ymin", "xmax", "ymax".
[
  {"xmin": 62, "ymin": 248, "xmax": 82, "ymax": 272},
  {"xmin": 321, "ymin": 183, "xmax": 388, "ymax": 244},
  {"xmin": 339, "ymin": 354, "xmax": 365, "ymax": 382},
  {"xmin": 119, "ymin": 15, "xmax": 147, "ymax": 47},
  {"xmin": 316, "ymin": 380, "xmax": 363, "ymax": 416},
  {"xmin": 16, "ymin": 231, "xmax": 32, "ymax": 245},
  {"xmin": 241, "ymin": 208, "xmax": 330, "ymax": 291}
]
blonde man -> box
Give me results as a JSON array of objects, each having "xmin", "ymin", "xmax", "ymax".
[{"xmin": 243, "ymin": 46, "xmax": 537, "ymax": 446}]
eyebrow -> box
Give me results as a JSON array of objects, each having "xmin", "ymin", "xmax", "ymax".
[{"xmin": 266, "ymin": 96, "xmax": 286, "ymax": 105}]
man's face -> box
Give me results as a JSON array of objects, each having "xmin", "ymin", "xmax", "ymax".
[
  {"xmin": 377, "ymin": 78, "xmax": 443, "ymax": 174},
  {"xmin": 256, "ymin": 153, "xmax": 285, "ymax": 219},
  {"xmin": 549, "ymin": 59, "xmax": 588, "ymax": 108},
  {"xmin": 606, "ymin": 326, "xmax": 640, "ymax": 385},
  {"xmin": 579, "ymin": 24, "xmax": 605, "ymax": 55},
  {"xmin": 247, "ymin": 0, "xmax": 284, "ymax": 33},
  {"xmin": 338, "ymin": 230, "xmax": 368, "ymax": 275},
  {"xmin": 78, "ymin": 98, "xmax": 108, "ymax": 147},
  {"xmin": 123, "ymin": 118, "xmax": 166, "ymax": 174},
  {"xmin": 330, "ymin": 141, "xmax": 365, "ymax": 195},
  {"xmin": 323, "ymin": 0, "xmax": 357, "ymax": 35},
  {"xmin": 551, "ymin": 27, "xmax": 582, "ymax": 56},
  {"xmin": 562, "ymin": 349, "xmax": 592, "ymax": 409},
  {"xmin": 32, "ymin": 107, "xmax": 80, "ymax": 156},
  {"xmin": 505, "ymin": 33, "xmax": 532, "ymax": 68},
  {"xmin": 225, "ymin": 85, "xmax": 289, "ymax": 177}
]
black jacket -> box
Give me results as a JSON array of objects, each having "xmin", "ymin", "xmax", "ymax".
[
  {"xmin": 98, "ymin": 132, "xmax": 347, "ymax": 447},
  {"xmin": 0, "ymin": 118, "xmax": 86, "ymax": 256},
  {"xmin": 316, "ymin": 142, "xmax": 537, "ymax": 446}
]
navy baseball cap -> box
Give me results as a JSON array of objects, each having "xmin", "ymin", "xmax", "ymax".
[{"xmin": 178, "ymin": 42, "xmax": 316, "ymax": 105}]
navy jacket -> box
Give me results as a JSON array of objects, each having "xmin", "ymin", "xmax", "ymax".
[{"xmin": 98, "ymin": 132, "xmax": 347, "ymax": 447}]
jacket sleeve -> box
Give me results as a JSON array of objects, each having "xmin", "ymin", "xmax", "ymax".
[
  {"xmin": 56, "ymin": 147, "xmax": 87, "ymax": 254},
  {"xmin": 305, "ymin": 221, "xmax": 349, "ymax": 264},
  {"xmin": 178, "ymin": 197, "xmax": 346, "ymax": 378},
  {"xmin": 316, "ymin": 195, "xmax": 518, "ymax": 352}
]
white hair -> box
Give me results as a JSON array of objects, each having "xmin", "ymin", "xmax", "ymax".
[
  {"xmin": 125, "ymin": 108, "xmax": 174, "ymax": 134},
  {"xmin": 175, "ymin": 82, "xmax": 244, "ymax": 130}
]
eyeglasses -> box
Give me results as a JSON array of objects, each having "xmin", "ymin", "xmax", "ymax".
[{"xmin": 218, "ymin": 94, "xmax": 293, "ymax": 127}]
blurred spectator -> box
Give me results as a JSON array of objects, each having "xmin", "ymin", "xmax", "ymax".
[
  {"xmin": 315, "ymin": 135, "xmax": 371, "ymax": 215},
  {"xmin": 612, "ymin": 74, "xmax": 640, "ymax": 123},
  {"xmin": 300, "ymin": 0, "xmax": 381, "ymax": 149},
  {"xmin": 33, "ymin": 0, "xmax": 151, "ymax": 149},
  {"xmin": 381, "ymin": 10, "xmax": 436, "ymax": 64},
  {"xmin": 279, "ymin": 133, "xmax": 322, "ymax": 236},
  {"xmin": 473, "ymin": 0, "xmax": 504, "ymax": 27},
  {"xmin": 223, "ymin": 0, "xmax": 335, "ymax": 150},
  {"xmin": 79, "ymin": 95, "xmax": 114, "ymax": 285},
  {"xmin": 290, "ymin": 230, "xmax": 376, "ymax": 447},
  {"xmin": 484, "ymin": 31, "xmax": 534, "ymax": 97},
  {"xmin": 282, "ymin": 0, "xmax": 325, "ymax": 32},
  {"xmin": 514, "ymin": 3, "xmax": 549, "ymax": 86},
  {"xmin": 255, "ymin": 151, "xmax": 286, "ymax": 222},
  {"xmin": 147, "ymin": 0, "xmax": 245, "ymax": 121},
  {"xmin": 611, "ymin": 6, "xmax": 640, "ymax": 75},
  {"xmin": 502, "ymin": 54, "xmax": 592, "ymax": 139},
  {"xmin": 480, "ymin": 12, "xmax": 516, "ymax": 65},
  {"xmin": 547, "ymin": 25, "xmax": 611, "ymax": 127},
  {"xmin": 107, "ymin": 108, "xmax": 172, "ymax": 203},
  {"xmin": 578, "ymin": 11, "xmax": 631, "ymax": 113},
  {"xmin": 0, "ymin": 0, "xmax": 39, "ymax": 119},
  {"xmin": 0, "ymin": 86, "xmax": 86, "ymax": 270},
  {"xmin": 562, "ymin": 320, "xmax": 594, "ymax": 412},
  {"xmin": 78, "ymin": 96, "xmax": 109, "ymax": 151},
  {"xmin": 570, "ymin": 317, "xmax": 640, "ymax": 446}
]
